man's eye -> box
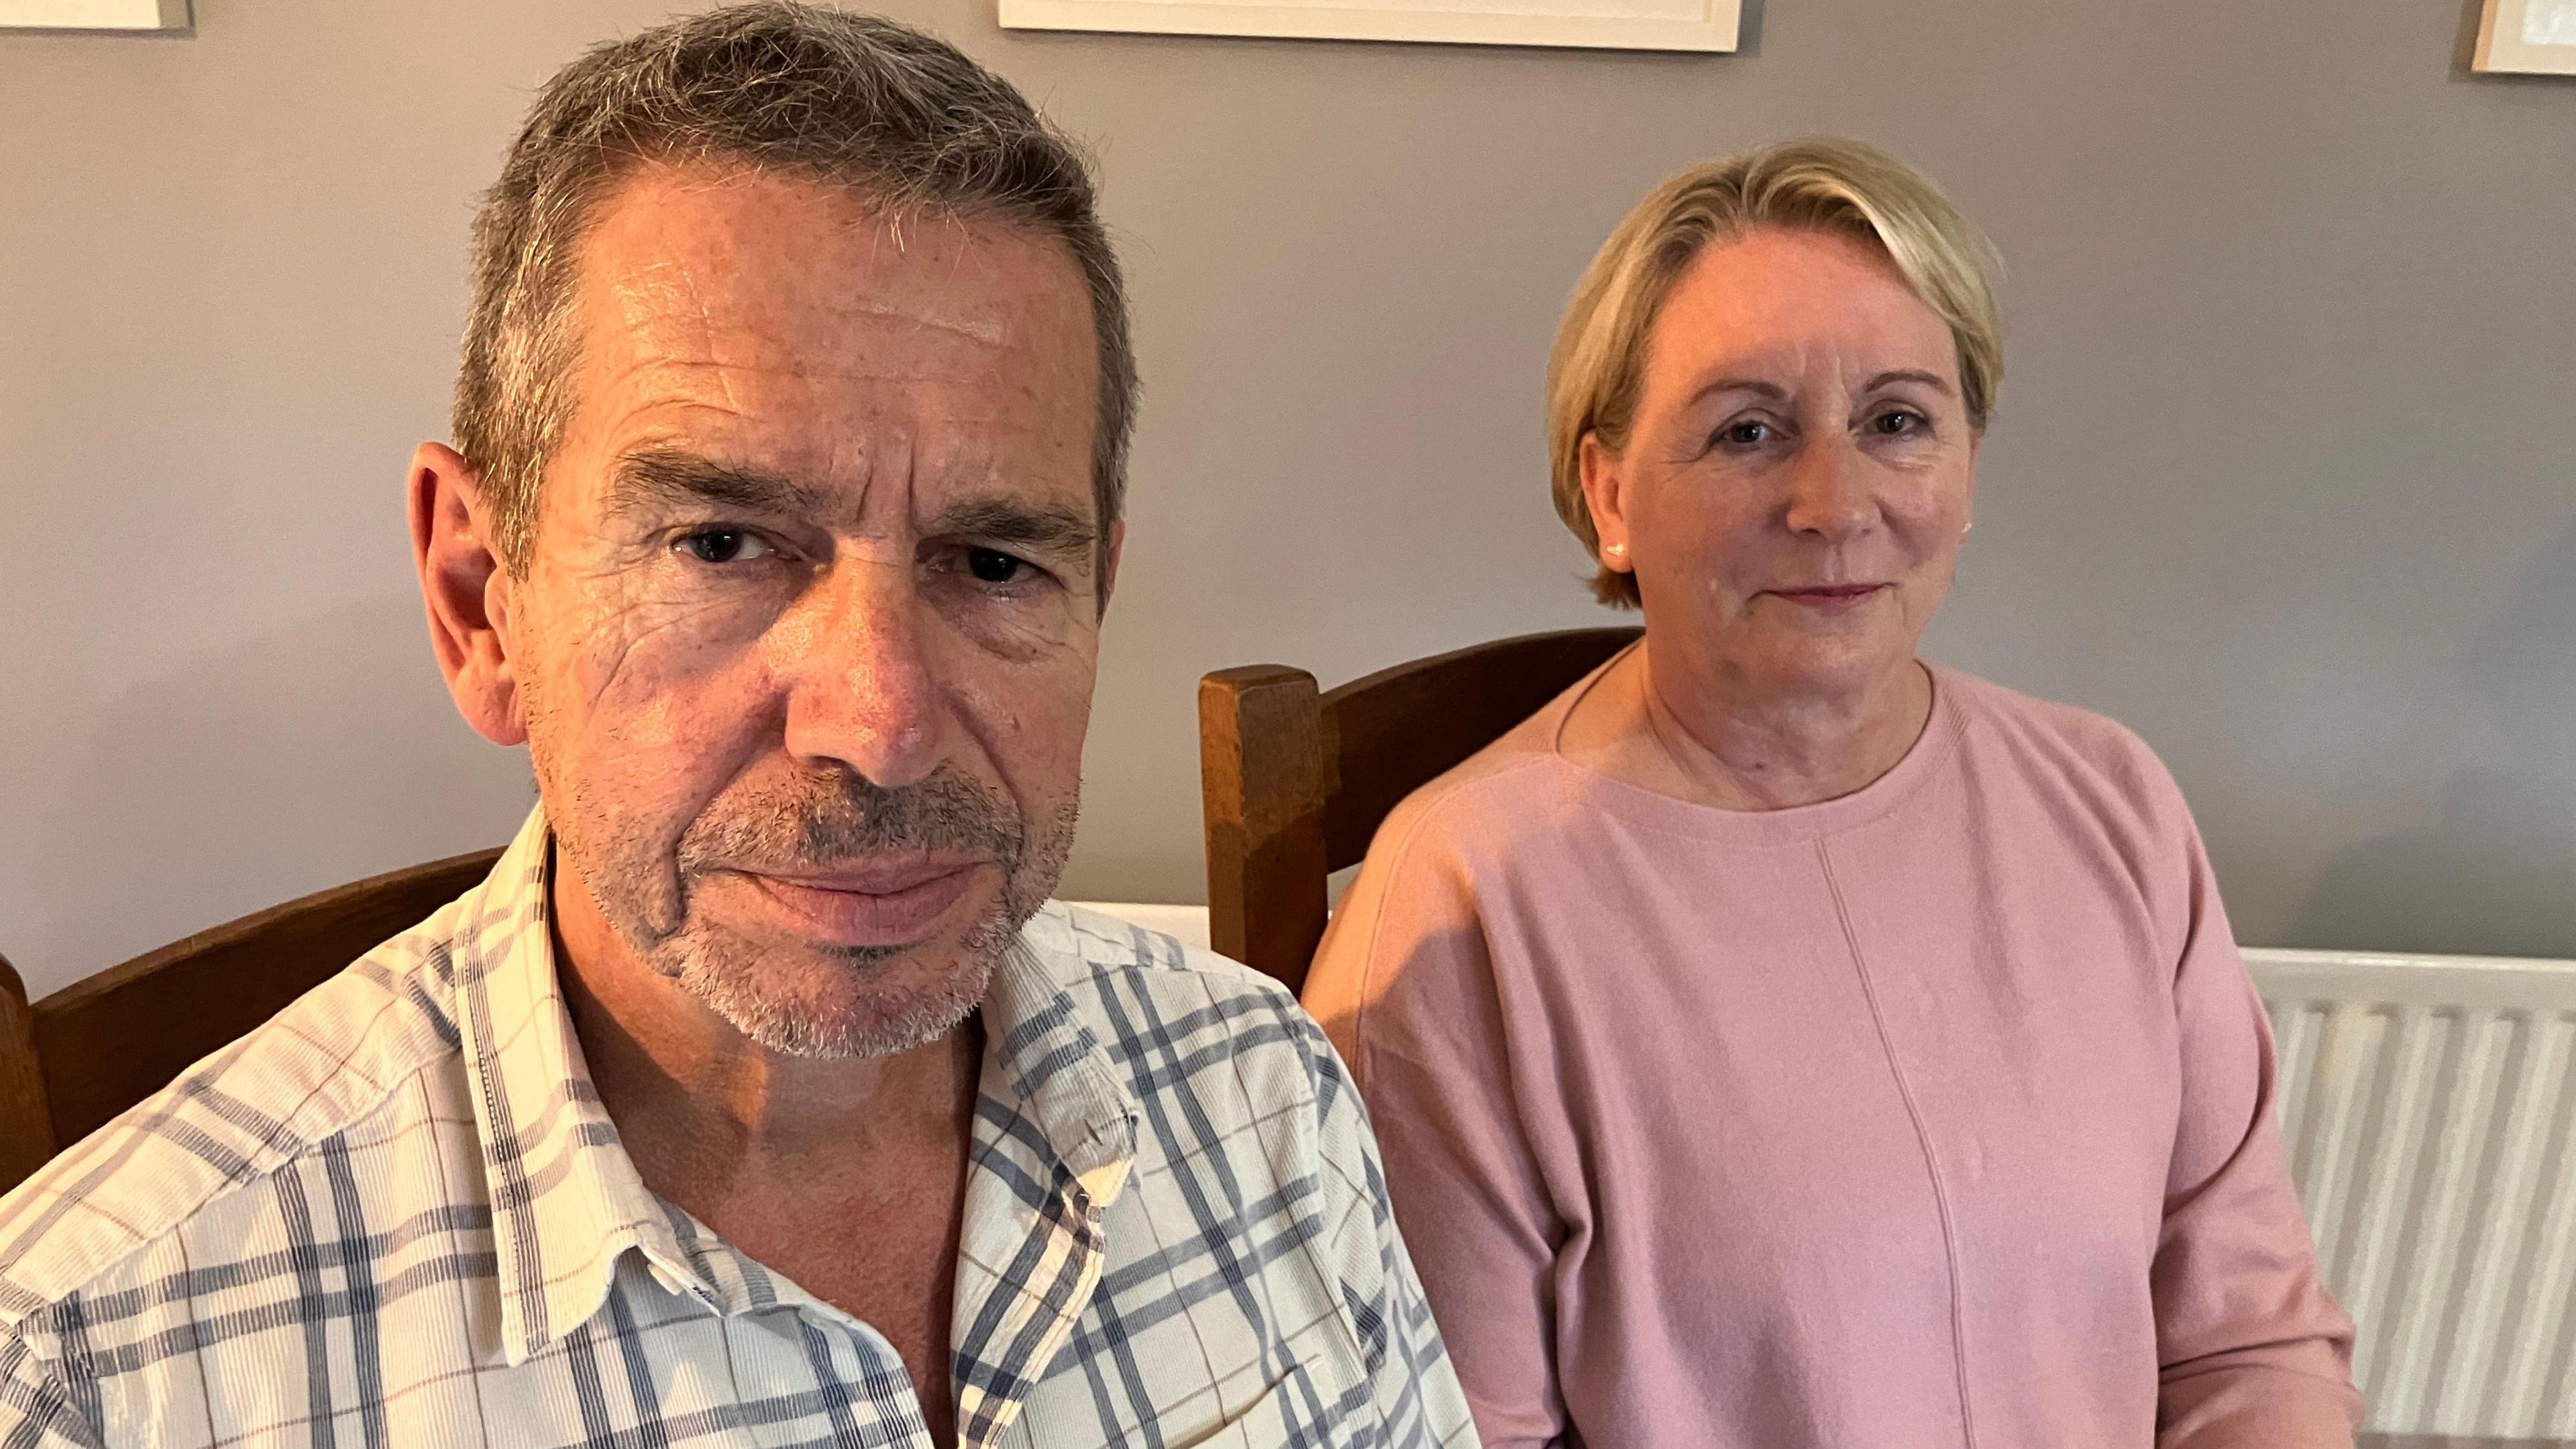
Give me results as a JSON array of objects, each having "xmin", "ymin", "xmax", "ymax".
[
  {"xmin": 676, "ymin": 527, "xmax": 771, "ymax": 564},
  {"xmin": 965, "ymin": 547, "xmax": 1029, "ymax": 584}
]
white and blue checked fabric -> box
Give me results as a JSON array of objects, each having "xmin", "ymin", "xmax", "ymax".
[{"xmin": 0, "ymin": 808, "xmax": 1478, "ymax": 1448}]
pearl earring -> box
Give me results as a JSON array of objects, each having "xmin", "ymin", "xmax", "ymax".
[{"xmin": 1605, "ymin": 542, "xmax": 1629, "ymax": 560}]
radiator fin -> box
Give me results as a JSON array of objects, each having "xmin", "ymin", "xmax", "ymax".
[{"xmin": 2256, "ymin": 949, "xmax": 2576, "ymax": 1438}]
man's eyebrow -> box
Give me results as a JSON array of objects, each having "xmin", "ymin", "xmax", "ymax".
[
  {"xmin": 928, "ymin": 496, "xmax": 1099, "ymax": 558},
  {"xmin": 606, "ymin": 447, "xmax": 830, "ymax": 518}
]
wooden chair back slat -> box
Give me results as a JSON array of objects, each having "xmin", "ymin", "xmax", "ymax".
[
  {"xmin": 0, "ymin": 957, "xmax": 54, "ymax": 1187},
  {"xmin": 1317, "ymin": 629, "xmax": 1642, "ymax": 871},
  {"xmin": 1200, "ymin": 627, "xmax": 1640, "ymax": 992},
  {"xmin": 1199, "ymin": 667, "xmax": 1332, "ymax": 990},
  {"xmin": 19, "ymin": 848, "xmax": 503, "ymax": 1163}
]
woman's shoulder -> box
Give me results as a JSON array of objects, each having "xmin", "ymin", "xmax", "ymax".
[
  {"xmin": 1307, "ymin": 702, "xmax": 1584, "ymax": 1061},
  {"xmin": 1936, "ymin": 666, "xmax": 2197, "ymax": 834},
  {"xmin": 1360, "ymin": 684, "xmax": 1598, "ymax": 875}
]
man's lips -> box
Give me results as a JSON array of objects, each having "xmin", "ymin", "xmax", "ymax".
[{"xmin": 729, "ymin": 858, "xmax": 988, "ymax": 948}]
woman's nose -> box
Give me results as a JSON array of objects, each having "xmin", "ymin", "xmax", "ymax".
[
  {"xmin": 775, "ymin": 559, "xmax": 944, "ymax": 790},
  {"xmin": 1781, "ymin": 441, "xmax": 1878, "ymax": 540}
]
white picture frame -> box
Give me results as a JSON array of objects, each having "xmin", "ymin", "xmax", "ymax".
[
  {"xmin": 0, "ymin": 0, "xmax": 189, "ymax": 30},
  {"xmin": 2475, "ymin": 0, "xmax": 2576, "ymax": 74},
  {"xmin": 1000, "ymin": 0, "xmax": 1737, "ymax": 54}
]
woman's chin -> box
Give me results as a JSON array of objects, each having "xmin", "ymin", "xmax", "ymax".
[{"xmin": 1728, "ymin": 638, "xmax": 1912, "ymax": 700}]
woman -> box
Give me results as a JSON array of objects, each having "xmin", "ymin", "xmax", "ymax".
[{"xmin": 1303, "ymin": 138, "xmax": 2359, "ymax": 1448}]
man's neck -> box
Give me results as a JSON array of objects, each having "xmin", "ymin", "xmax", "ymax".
[{"xmin": 547, "ymin": 848, "xmax": 980, "ymax": 1446}]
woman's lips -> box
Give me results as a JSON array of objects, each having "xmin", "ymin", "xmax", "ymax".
[
  {"xmin": 733, "ymin": 860, "xmax": 985, "ymax": 948},
  {"xmin": 1767, "ymin": 583, "xmax": 1889, "ymax": 612}
]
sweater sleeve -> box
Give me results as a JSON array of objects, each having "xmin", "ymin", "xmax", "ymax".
[
  {"xmin": 1303, "ymin": 820, "xmax": 1573, "ymax": 1449},
  {"xmin": 2153, "ymin": 814, "xmax": 2363, "ymax": 1448}
]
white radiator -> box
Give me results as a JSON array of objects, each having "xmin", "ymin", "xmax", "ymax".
[{"xmin": 2252, "ymin": 947, "xmax": 2576, "ymax": 1439}]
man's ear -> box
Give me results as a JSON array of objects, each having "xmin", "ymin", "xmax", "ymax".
[
  {"xmin": 409, "ymin": 442, "xmax": 528, "ymax": 746},
  {"xmin": 1096, "ymin": 518, "xmax": 1125, "ymax": 618}
]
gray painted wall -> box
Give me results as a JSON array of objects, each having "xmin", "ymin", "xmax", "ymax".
[{"xmin": 3, "ymin": 0, "xmax": 2571, "ymax": 999}]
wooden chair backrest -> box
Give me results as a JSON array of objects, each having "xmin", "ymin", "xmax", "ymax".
[
  {"xmin": 0, "ymin": 848, "xmax": 503, "ymax": 1193},
  {"xmin": 1199, "ymin": 627, "xmax": 1640, "ymax": 993}
]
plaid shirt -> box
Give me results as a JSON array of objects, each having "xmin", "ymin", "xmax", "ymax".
[{"xmin": 0, "ymin": 808, "xmax": 1477, "ymax": 1448}]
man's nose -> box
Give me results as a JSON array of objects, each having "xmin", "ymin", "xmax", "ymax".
[
  {"xmin": 1782, "ymin": 439, "xmax": 1878, "ymax": 540},
  {"xmin": 775, "ymin": 557, "xmax": 944, "ymax": 790}
]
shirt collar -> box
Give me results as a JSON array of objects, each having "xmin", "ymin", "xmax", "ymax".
[
  {"xmin": 447, "ymin": 804, "xmax": 1139, "ymax": 1368},
  {"xmin": 448, "ymin": 806, "xmax": 688, "ymax": 1362},
  {"xmin": 978, "ymin": 913, "xmax": 1139, "ymax": 1209}
]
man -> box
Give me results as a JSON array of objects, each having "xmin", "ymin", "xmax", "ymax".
[{"xmin": 0, "ymin": 7, "xmax": 1476, "ymax": 1446}]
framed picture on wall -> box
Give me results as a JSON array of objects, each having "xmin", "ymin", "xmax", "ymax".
[
  {"xmin": 1000, "ymin": 0, "xmax": 1736, "ymax": 52},
  {"xmin": 2477, "ymin": 0, "xmax": 2576, "ymax": 74},
  {"xmin": 0, "ymin": 0, "xmax": 189, "ymax": 30}
]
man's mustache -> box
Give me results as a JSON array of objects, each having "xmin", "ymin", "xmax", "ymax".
[{"xmin": 678, "ymin": 767, "xmax": 1024, "ymax": 873}]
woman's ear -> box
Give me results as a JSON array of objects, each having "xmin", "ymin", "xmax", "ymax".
[
  {"xmin": 1579, "ymin": 431, "xmax": 1635, "ymax": 575},
  {"xmin": 1962, "ymin": 429, "xmax": 1981, "ymax": 534},
  {"xmin": 408, "ymin": 442, "xmax": 528, "ymax": 746}
]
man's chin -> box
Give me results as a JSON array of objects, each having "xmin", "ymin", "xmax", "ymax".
[
  {"xmin": 662, "ymin": 903, "xmax": 1022, "ymax": 1059},
  {"xmin": 678, "ymin": 945, "xmax": 994, "ymax": 1059}
]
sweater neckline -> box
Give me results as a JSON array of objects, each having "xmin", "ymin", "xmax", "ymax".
[{"xmin": 1538, "ymin": 643, "xmax": 1970, "ymax": 847}]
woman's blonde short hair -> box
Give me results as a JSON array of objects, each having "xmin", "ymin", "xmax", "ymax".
[{"xmin": 1547, "ymin": 137, "xmax": 2005, "ymax": 607}]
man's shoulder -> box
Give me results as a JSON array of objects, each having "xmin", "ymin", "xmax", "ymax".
[
  {"xmin": 0, "ymin": 906, "xmax": 475, "ymax": 1328},
  {"xmin": 1036, "ymin": 899, "xmax": 1287, "ymax": 990},
  {"xmin": 1034, "ymin": 900, "xmax": 1316, "ymax": 1043},
  {"xmin": 1028, "ymin": 901, "xmax": 1358, "ymax": 1133}
]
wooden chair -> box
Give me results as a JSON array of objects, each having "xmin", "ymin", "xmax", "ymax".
[
  {"xmin": 1198, "ymin": 627, "xmax": 1641, "ymax": 993},
  {"xmin": 0, "ymin": 847, "xmax": 503, "ymax": 1195}
]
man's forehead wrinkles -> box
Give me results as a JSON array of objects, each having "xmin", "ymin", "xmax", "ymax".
[
  {"xmin": 612, "ymin": 356, "xmax": 1016, "ymax": 390},
  {"xmin": 797, "ymin": 286, "xmax": 1014, "ymax": 346},
  {"xmin": 612, "ymin": 306, "xmax": 1022, "ymax": 354},
  {"xmin": 670, "ymin": 262, "xmax": 740, "ymax": 414},
  {"xmin": 600, "ymin": 258, "xmax": 720, "ymax": 356},
  {"xmin": 597, "ymin": 231, "xmax": 1022, "ymax": 350}
]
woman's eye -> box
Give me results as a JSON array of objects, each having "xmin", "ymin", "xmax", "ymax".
[
  {"xmin": 1718, "ymin": 419, "xmax": 1775, "ymax": 448},
  {"xmin": 676, "ymin": 527, "xmax": 772, "ymax": 564},
  {"xmin": 965, "ymin": 547, "xmax": 1028, "ymax": 584},
  {"xmin": 1870, "ymin": 409, "xmax": 1927, "ymax": 437}
]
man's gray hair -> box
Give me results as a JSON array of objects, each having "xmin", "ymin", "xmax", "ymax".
[{"xmin": 453, "ymin": 1, "xmax": 1137, "ymax": 590}]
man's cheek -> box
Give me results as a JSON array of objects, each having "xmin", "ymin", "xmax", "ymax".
[
  {"xmin": 593, "ymin": 676, "xmax": 774, "ymax": 816},
  {"xmin": 562, "ymin": 627, "xmax": 773, "ymax": 826},
  {"xmin": 575, "ymin": 588, "xmax": 767, "ymax": 706},
  {"xmin": 932, "ymin": 587, "xmax": 1088, "ymax": 663},
  {"xmin": 1006, "ymin": 678, "xmax": 1099, "ymax": 804},
  {"xmin": 574, "ymin": 595, "xmax": 771, "ymax": 722}
]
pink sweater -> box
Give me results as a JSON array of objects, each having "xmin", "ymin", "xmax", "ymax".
[{"xmin": 1305, "ymin": 661, "xmax": 2359, "ymax": 1449}]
